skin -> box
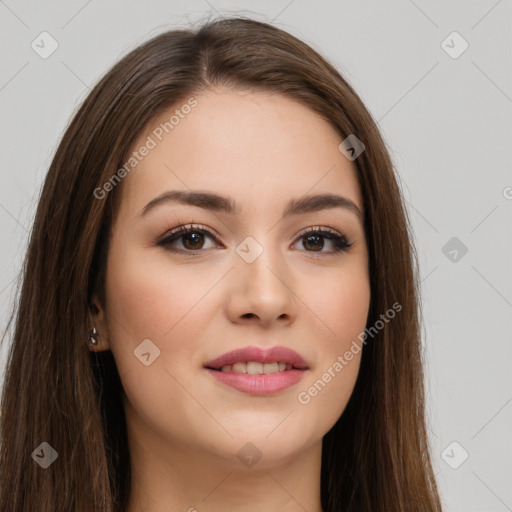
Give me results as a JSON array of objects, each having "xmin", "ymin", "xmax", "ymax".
[{"xmin": 91, "ymin": 87, "xmax": 371, "ymax": 512}]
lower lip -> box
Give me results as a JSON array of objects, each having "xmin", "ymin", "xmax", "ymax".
[{"xmin": 205, "ymin": 368, "xmax": 306, "ymax": 396}]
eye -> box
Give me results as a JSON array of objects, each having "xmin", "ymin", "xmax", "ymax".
[
  {"xmin": 156, "ymin": 223, "xmax": 353, "ymax": 256},
  {"xmin": 156, "ymin": 223, "xmax": 222, "ymax": 253},
  {"xmin": 291, "ymin": 227, "xmax": 353, "ymax": 255}
]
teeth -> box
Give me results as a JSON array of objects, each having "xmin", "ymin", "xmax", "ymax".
[
  {"xmin": 218, "ymin": 362, "xmax": 293, "ymax": 374},
  {"xmin": 247, "ymin": 361, "xmax": 263, "ymax": 375},
  {"xmin": 232, "ymin": 362, "xmax": 246, "ymax": 373},
  {"xmin": 263, "ymin": 362, "xmax": 279, "ymax": 374}
]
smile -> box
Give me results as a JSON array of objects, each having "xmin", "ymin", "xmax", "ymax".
[{"xmin": 204, "ymin": 346, "xmax": 309, "ymax": 395}]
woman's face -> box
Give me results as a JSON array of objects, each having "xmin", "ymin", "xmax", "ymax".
[{"xmin": 95, "ymin": 87, "xmax": 370, "ymax": 467}]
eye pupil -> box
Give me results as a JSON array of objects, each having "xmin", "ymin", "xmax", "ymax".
[
  {"xmin": 183, "ymin": 232, "xmax": 204, "ymax": 250},
  {"xmin": 303, "ymin": 234, "xmax": 324, "ymax": 252}
]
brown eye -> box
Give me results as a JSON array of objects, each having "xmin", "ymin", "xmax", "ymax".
[
  {"xmin": 293, "ymin": 228, "xmax": 353, "ymax": 255},
  {"xmin": 181, "ymin": 231, "xmax": 205, "ymax": 250},
  {"xmin": 302, "ymin": 233, "xmax": 324, "ymax": 252},
  {"xmin": 157, "ymin": 224, "xmax": 221, "ymax": 254}
]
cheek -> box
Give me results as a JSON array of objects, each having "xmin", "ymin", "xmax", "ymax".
[
  {"xmin": 305, "ymin": 258, "xmax": 371, "ymax": 346},
  {"xmin": 103, "ymin": 244, "xmax": 218, "ymax": 373},
  {"xmin": 294, "ymin": 263, "xmax": 370, "ymax": 426},
  {"xmin": 102, "ymin": 248, "xmax": 223, "ymax": 440}
]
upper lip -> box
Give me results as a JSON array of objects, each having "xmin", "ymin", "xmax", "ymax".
[{"xmin": 204, "ymin": 346, "xmax": 309, "ymax": 370}]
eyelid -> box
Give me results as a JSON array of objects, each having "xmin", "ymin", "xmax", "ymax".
[
  {"xmin": 295, "ymin": 225, "xmax": 346, "ymax": 239},
  {"xmin": 157, "ymin": 222, "xmax": 348, "ymax": 241},
  {"xmin": 155, "ymin": 222, "xmax": 222, "ymax": 244}
]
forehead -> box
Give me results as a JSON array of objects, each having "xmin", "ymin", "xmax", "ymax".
[{"xmin": 117, "ymin": 87, "xmax": 363, "ymax": 220}]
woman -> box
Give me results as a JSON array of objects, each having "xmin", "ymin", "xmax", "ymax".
[{"xmin": 0, "ymin": 16, "xmax": 443, "ymax": 512}]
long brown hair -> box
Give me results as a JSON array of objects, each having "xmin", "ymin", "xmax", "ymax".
[{"xmin": 0, "ymin": 16, "xmax": 443, "ymax": 511}]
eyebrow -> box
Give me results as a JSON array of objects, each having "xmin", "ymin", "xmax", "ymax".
[{"xmin": 140, "ymin": 190, "xmax": 363, "ymax": 222}]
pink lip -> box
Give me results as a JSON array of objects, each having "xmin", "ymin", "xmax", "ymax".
[
  {"xmin": 205, "ymin": 369, "xmax": 306, "ymax": 396},
  {"xmin": 204, "ymin": 346, "xmax": 309, "ymax": 396},
  {"xmin": 204, "ymin": 346, "xmax": 309, "ymax": 370}
]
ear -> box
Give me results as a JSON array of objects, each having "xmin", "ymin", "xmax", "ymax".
[{"xmin": 88, "ymin": 296, "xmax": 111, "ymax": 352}]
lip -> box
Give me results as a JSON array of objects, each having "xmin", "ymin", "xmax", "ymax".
[
  {"xmin": 205, "ymin": 368, "xmax": 306, "ymax": 396},
  {"xmin": 204, "ymin": 345, "xmax": 309, "ymax": 370},
  {"xmin": 204, "ymin": 346, "xmax": 309, "ymax": 396}
]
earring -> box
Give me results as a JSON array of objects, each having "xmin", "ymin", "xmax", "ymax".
[{"xmin": 88, "ymin": 327, "xmax": 99, "ymax": 345}]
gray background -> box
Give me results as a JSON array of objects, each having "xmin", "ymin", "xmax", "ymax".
[{"xmin": 0, "ymin": 1, "xmax": 511, "ymax": 510}]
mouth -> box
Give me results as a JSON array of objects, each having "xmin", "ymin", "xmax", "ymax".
[
  {"xmin": 208, "ymin": 361, "xmax": 299, "ymax": 374},
  {"xmin": 203, "ymin": 346, "xmax": 309, "ymax": 396}
]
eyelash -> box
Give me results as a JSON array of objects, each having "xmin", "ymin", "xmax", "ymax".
[{"xmin": 156, "ymin": 222, "xmax": 353, "ymax": 257}]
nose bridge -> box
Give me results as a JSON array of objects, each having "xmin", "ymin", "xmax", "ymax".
[{"xmin": 231, "ymin": 232, "xmax": 296, "ymax": 318}]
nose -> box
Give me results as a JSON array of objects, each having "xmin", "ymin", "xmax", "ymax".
[{"xmin": 225, "ymin": 241, "xmax": 298, "ymax": 328}]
